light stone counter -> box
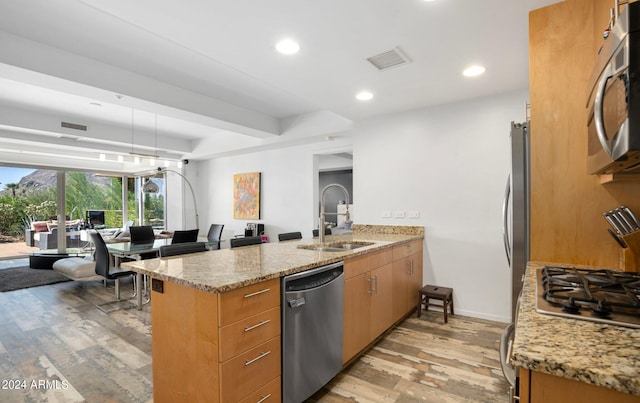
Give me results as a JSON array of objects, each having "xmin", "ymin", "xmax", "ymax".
[
  {"xmin": 512, "ymin": 261, "xmax": 640, "ymax": 396},
  {"xmin": 120, "ymin": 225, "xmax": 424, "ymax": 294}
]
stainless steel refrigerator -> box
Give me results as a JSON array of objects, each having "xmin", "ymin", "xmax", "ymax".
[
  {"xmin": 502, "ymin": 121, "xmax": 530, "ymax": 320},
  {"xmin": 500, "ymin": 121, "xmax": 530, "ymax": 401}
]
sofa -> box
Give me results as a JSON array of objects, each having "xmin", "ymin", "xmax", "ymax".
[{"xmin": 29, "ymin": 220, "xmax": 83, "ymax": 250}]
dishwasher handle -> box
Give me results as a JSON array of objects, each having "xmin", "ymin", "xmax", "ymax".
[
  {"xmin": 288, "ymin": 296, "xmax": 306, "ymax": 308},
  {"xmin": 284, "ymin": 263, "xmax": 343, "ymax": 292}
]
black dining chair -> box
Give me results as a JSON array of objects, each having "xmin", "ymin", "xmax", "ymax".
[
  {"xmin": 207, "ymin": 224, "xmax": 224, "ymax": 250},
  {"xmin": 159, "ymin": 242, "xmax": 207, "ymax": 257},
  {"xmin": 130, "ymin": 225, "xmax": 155, "ymax": 244},
  {"xmin": 90, "ymin": 231, "xmax": 135, "ymax": 302},
  {"xmin": 312, "ymin": 228, "xmax": 332, "ymax": 237},
  {"xmin": 129, "ymin": 225, "xmax": 157, "ymax": 259},
  {"xmin": 278, "ymin": 231, "xmax": 302, "ymax": 241},
  {"xmin": 171, "ymin": 229, "xmax": 199, "ymax": 244},
  {"xmin": 230, "ymin": 236, "xmax": 262, "ymax": 248}
]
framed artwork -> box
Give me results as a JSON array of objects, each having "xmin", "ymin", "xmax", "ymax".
[{"xmin": 233, "ymin": 172, "xmax": 261, "ymax": 219}]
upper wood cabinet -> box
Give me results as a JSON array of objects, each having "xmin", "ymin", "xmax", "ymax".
[{"xmin": 529, "ymin": 0, "xmax": 640, "ymax": 268}]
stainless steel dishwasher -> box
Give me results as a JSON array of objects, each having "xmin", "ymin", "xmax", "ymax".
[{"xmin": 282, "ymin": 261, "xmax": 344, "ymax": 403}]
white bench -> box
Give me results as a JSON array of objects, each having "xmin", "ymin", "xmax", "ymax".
[{"xmin": 52, "ymin": 256, "xmax": 104, "ymax": 282}]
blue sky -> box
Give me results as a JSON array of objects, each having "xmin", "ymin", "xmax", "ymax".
[{"xmin": 0, "ymin": 167, "xmax": 36, "ymax": 190}]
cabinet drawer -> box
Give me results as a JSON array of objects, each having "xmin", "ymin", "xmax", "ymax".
[
  {"xmin": 344, "ymin": 248, "xmax": 393, "ymax": 279},
  {"xmin": 218, "ymin": 279, "xmax": 280, "ymax": 326},
  {"xmin": 392, "ymin": 239, "xmax": 422, "ymax": 261},
  {"xmin": 220, "ymin": 336, "xmax": 281, "ymax": 402},
  {"xmin": 238, "ymin": 376, "xmax": 281, "ymax": 403},
  {"xmin": 219, "ymin": 307, "xmax": 280, "ymax": 362}
]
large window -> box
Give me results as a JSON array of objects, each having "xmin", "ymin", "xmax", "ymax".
[
  {"xmin": 0, "ymin": 166, "xmax": 166, "ymax": 255},
  {"xmin": 0, "ymin": 167, "xmax": 57, "ymax": 241},
  {"xmin": 65, "ymin": 171, "xmax": 129, "ymax": 228}
]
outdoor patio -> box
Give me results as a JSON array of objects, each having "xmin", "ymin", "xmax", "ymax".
[{"xmin": 0, "ymin": 242, "xmax": 39, "ymax": 269}]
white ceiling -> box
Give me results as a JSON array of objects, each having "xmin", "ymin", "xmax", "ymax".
[{"xmin": 0, "ymin": 0, "xmax": 560, "ymax": 173}]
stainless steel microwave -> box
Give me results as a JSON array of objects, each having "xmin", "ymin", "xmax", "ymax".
[{"xmin": 586, "ymin": 1, "xmax": 639, "ymax": 175}]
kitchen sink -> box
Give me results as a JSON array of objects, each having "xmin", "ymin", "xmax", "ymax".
[{"xmin": 296, "ymin": 241, "xmax": 375, "ymax": 252}]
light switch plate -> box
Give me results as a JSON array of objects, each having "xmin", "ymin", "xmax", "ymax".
[
  {"xmin": 393, "ymin": 211, "xmax": 405, "ymax": 218},
  {"xmin": 381, "ymin": 211, "xmax": 392, "ymax": 218},
  {"xmin": 407, "ymin": 211, "xmax": 420, "ymax": 218}
]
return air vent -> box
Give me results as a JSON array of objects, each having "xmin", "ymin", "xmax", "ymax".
[
  {"xmin": 61, "ymin": 121, "xmax": 87, "ymax": 131},
  {"xmin": 366, "ymin": 47, "xmax": 411, "ymax": 71}
]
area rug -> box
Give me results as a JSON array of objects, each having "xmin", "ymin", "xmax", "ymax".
[{"xmin": 0, "ymin": 266, "xmax": 71, "ymax": 292}]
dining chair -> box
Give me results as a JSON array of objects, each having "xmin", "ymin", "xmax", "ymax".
[
  {"xmin": 171, "ymin": 229, "xmax": 199, "ymax": 244},
  {"xmin": 90, "ymin": 231, "xmax": 135, "ymax": 302},
  {"xmin": 278, "ymin": 231, "xmax": 302, "ymax": 241},
  {"xmin": 159, "ymin": 242, "xmax": 207, "ymax": 257},
  {"xmin": 207, "ymin": 224, "xmax": 224, "ymax": 250},
  {"xmin": 129, "ymin": 225, "xmax": 157, "ymax": 259},
  {"xmin": 230, "ymin": 236, "xmax": 262, "ymax": 248},
  {"xmin": 312, "ymin": 228, "xmax": 332, "ymax": 237},
  {"xmin": 129, "ymin": 225, "xmax": 155, "ymax": 244}
]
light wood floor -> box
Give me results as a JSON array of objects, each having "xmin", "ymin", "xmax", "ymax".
[{"xmin": 0, "ymin": 280, "xmax": 510, "ymax": 402}]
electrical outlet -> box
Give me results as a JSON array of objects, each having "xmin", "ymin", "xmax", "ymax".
[
  {"xmin": 407, "ymin": 211, "xmax": 420, "ymax": 218},
  {"xmin": 393, "ymin": 211, "xmax": 405, "ymax": 218},
  {"xmin": 381, "ymin": 211, "xmax": 392, "ymax": 218}
]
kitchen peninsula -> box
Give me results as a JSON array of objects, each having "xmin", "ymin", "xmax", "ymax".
[
  {"xmin": 512, "ymin": 262, "xmax": 640, "ymax": 403},
  {"xmin": 121, "ymin": 224, "xmax": 424, "ymax": 403}
]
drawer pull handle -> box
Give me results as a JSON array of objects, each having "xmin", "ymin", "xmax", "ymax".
[
  {"xmin": 244, "ymin": 350, "xmax": 271, "ymax": 366},
  {"xmin": 244, "ymin": 319, "xmax": 271, "ymax": 332},
  {"xmin": 244, "ymin": 288, "xmax": 271, "ymax": 299},
  {"xmin": 257, "ymin": 393, "xmax": 272, "ymax": 403}
]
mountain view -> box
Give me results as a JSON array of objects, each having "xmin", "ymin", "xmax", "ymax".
[{"xmin": 0, "ymin": 169, "xmax": 112, "ymax": 197}]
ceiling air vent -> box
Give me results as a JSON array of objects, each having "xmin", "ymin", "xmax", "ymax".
[
  {"xmin": 61, "ymin": 121, "xmax": 87, "ymax": 131},
  {"xmin": 366, "ymin": 47, "xmax": 411, "ymax": 71}
]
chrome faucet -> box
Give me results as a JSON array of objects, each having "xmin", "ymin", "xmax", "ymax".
[{"xmin": 319, "ymin": 183, "xmax": 351, "ymax": 243}]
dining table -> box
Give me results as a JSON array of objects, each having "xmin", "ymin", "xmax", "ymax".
[
  {"xmin": 106, "ymin": 238, "xmax": 211, "ymax": 310},
  {"xmin": 106, "ymin": 239, "xmax": 169, "ymax": 309}
]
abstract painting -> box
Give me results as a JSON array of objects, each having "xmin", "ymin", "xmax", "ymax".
[{"xmin": 233, "ymin": 172, "xmax": 261, "ymax": 219}]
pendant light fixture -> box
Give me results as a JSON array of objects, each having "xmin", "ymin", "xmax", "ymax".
[{"xmin": 142, "ymin": 177, "xmax": 160, "ymax": 193}]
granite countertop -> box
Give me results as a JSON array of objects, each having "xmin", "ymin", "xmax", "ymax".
[
  {"xmin": 512, "ymin": 261, "xmax": 640, "ymax": 396},
  {"xmin": 120, "ymin": 225, "xmax": 424, "ymax": 294}
]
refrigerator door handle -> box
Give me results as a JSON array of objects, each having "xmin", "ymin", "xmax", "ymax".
[{"xmin": 502, "ymin": 175, "xmax": 512, "ymax": 267}]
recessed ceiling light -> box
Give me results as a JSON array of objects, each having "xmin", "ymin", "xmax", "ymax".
[
  {"xmin": 355, "ymin": 91, "xmax": 374, "ymax": 101},
  {"xmin": 463, "ymin": 65, "xmax": 486, "ymax": 77},
  {"xmin": 89, "ymin": 102, "xmax": 102, "ymax": 107},
  {"xmin": 275, "ymin": 39, "xmax": 300, "ymax": 55}
]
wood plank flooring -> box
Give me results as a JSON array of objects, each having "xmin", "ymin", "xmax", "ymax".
[{"xmin": 0, "ymin": 280, "xmax": 510, "ymax": 402}]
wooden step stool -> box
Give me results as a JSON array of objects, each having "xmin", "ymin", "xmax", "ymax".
[{"xmin": 417, "ymin": 285, "xmax": 454, "ymax": 323}]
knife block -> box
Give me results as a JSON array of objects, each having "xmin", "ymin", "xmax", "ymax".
[{"xmin": 620, "ymin": 231, "xmax": 640, "ymax": 272}]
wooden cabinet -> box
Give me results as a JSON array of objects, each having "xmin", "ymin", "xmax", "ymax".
[
  {"xmin": 343, "ymin": 270, "xmax": 372, "ymax": 363},
  {"xmin": 369, "ymin": 263, "xmax": 394, "ymax": 339},
  {"xmin": 391, "ymin": 240, "xmax": 423, "ymax": 321},
  {"xmin": 217, "ymin": 279, "xmax": 280, "ymax": 402},
  {"xmin": 343, "ymin": 241, "xmax": 423, "ymax": 364},
  {"xmin": 343, "ymin": 248, "xmax": 392, "ymax": 363},
  {"xmin": 519, "ymin": 368, "xmax": 640, "ymax": 403},
  {"xmin": 151, "ymin": 281, "xmax": 219, "ymax": 403},
  {"xmin": 151, "ymin": 278, "xmax": 281, "ymax": 403},
  {"xmin": 529, "ymin": 0, "xmax": 640, "ymax": 268}
]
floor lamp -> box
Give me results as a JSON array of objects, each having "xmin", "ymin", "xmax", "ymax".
[{"xmin": 142, "ymin": 167, "xmax": 199, "ymax": 229}]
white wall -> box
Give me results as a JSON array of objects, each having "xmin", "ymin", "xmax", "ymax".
[
  {"xmin": 353, "ymin": 89, "xmax": 529, "ymax": 322},
  {"xmin": 197, "ymin": 140, "xmax": 352, "ymax": 244},
  {"xmin": 196, "ymin": 89, "xmax": 527, "ymax": 322}
]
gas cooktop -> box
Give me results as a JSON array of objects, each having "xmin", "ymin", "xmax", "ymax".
[{"xmin": 535, "ymin": 265, "xmax": 640, "ymax": 329}]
